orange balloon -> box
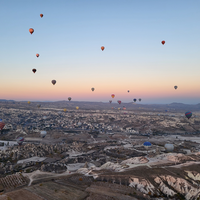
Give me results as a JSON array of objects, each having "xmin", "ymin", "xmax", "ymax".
[
  {"xmin": 111, "ymin": 94, "xmax": 115, "ymax": 98},
  {"xmin": 36, "ymin": 54, "xmax": 39, "ymax": 57},
  {"xmin": 40, "ymin": 14, "xmax": 43, "ymax": 18},
  {"xmin": 29, "ymin": 28, "xmax": 34, "ymax": 34},
  {"xmin": 101, "ymin": 46, "xmax": 105, "ymax": 51}
]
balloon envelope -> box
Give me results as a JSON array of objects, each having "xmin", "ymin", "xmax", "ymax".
[
  {"xmin": 185, "ymin": 111, "xmax": 192, "ymax": 119},
  {"xmin": 32, "ymin": 69, "xmax": 36, "ymax": 73},
  {"xmin": 133, "ymin": 99, "xmax": 137, "ymax": 102},
  {"xmin": 52, "ymin": 80, "xmax": 56, "ymax": 85},
  {"xmin": 29, "ymin": 28, "xmax": 34, "ymax": 34},
  {"xmin": 111, "ymin": 94, "xmax": 115, "ymax": 98},
  {"xmin": 161, "ymin": 40, "xmax": 165, "ymax": 45},
  {"xmin": 143, "ymin": 141, "xmax": 151, "ymax": 147},
  {"xmin": 174, "ymin": 86, "xmax": 178, "ymax": 89},
  {"xmin": 40, "ymin": 131, "xmax": 47, "ymax": 138},
  {"xmin": 117, "ymin": 100, "xmax": 121, "ymax": 104},
  {"xmin": 17, "ymin": 137, "xmax": 24, "ymax": 145},
  {"xmin": 109, "ymin": 100, "xmax": 112, "ymax": 103},
  {"xmin": 164, "ymin": 144, "xmax": 174, "ymax": 152},
  {"xmin": 91, "ymin": 88, "xmax": 95, "ymax": 91},
  {"xmin": 0, "ymin": 119, "xmax": 5, "ymax": 131},
  {"xmin": 68, "ymin": 97, "xmax": 71, "ymax": 101},
  {"xmin": 101, "ymin": 46, "xmax": 105, "ymax": 51},
  {"xmin": 40, "ymin": 14, "xmax": 43, "ymax": 18},
  {"xmin": 76, "ymin": 106, "xmax": 79, "ymax": 110},
  {"xmin": 63, "ymin": 108, "xmax": 67, "ymax": 112},
  {"xmin": 36, "ymin": 54, "xmax": 39, "ymax": 57}
]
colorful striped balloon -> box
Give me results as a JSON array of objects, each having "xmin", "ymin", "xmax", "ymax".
[{"xmin": 185, "ymin": 111, "xmax": 192, "ymax": 119}]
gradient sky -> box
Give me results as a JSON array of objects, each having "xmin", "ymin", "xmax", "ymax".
[{"xmin": 0, "ymin": 0, "xmax": 199, "ymax": 104}]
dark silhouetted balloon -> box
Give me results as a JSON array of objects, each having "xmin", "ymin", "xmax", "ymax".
[
  {"xmin": 109, "ymin": 100, "xmax": 112, "ymax": 103},
  {"xmin": 68, "ymin": 97, "xmax": 71, "ymax": 101},
  {"xmin": 52, "ymin": 80, "xmax": 56, "ymax": 85},
  {"xmin": 133, "ymin": 99, "xmax": 137, "ymax": 102},
  {"xmin": 32, "ymin": 69, "xmax": 36, "ymax": 73},
  {"xmin": 91, "ymin": 88, "xmax": 95, "ymax": 91},
  {"xmin": 174, "ymin": 86, "xmax": 178, "ymax": 90}
]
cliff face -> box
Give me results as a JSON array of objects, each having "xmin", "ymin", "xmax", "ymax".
[{"xmin": 128, "ymin": 172, "xmax": 200, "ymax": 200}]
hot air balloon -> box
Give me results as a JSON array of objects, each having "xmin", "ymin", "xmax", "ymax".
[
  {"xmin": 28, "ymin": 101, "xmax": 31, "ymax": 104},
  {"xmin": 127, "ymin": 90, "xmax": 130, "ymax": 93},
  {"xmin": 109, "ymin": 100, "xmax": 112, "ymax": 103},
  {"xmin": 37, "ymin": 104, "xmax": 41, "ymax": 108},
  {"xmin": 133, "ymin": 99, "xmax": 137, "ymax": 102},
  {"xmin": 91, "ymin": 88, "xmax": 95, "ymax": 91},
  {"xmin": 139, "ymin": 98, "xmax": 141, "ymax": 102},
  {"xmin": 161, "ymin": 40, "xmax": 165, "ymax": 45},
  {"xmin": 143, "ymin": 141, "xmax": 151, "ymax": 147},
  {"xmin": 68, "ymin": 97, "xmax": 71, "ymax": 101},
  {"xmin": 32, "ymin": 69, "xmax": 36, "ymax": 73},
  {"xmin": 174, "ymin": 86, "xmax": 178, "ymax": 90},
  {"xmin": 78, "ymin": 122, "xmax": 82, "ymax": 126},
  {"xmin": 17, "ymin": 137, "xmax": 24, "ymax": 145},
  {"xmin": 40, "ymin": 131, "xmax": 47, "ymax": 138},
  {"xmin": 118, "ymin": 108, "xmax": 120, "ymax": 110},
  {"xmin": 29, "ymin": 28, "xmax": 34, "ymax": 34},
  {"xmin": 123, "ymin": 107, "xmax": 126, "ymax": 110},
  {"xmin": 63, "ymin": 108, "xmax": 67, "ymax": 112},
  {"xmin": 117, "ymin": 100, "xmax": 121, "ymax": 104},
  {"xmin": 76, "ymin": 106, "xmax": 79, "ymax": 110},
  {"xmin": 36, "ymin": 54, "xmax": 39, "ymax": 57},
  {"xmin": 52, "ymin": 80, "xmax": 56, "ymax": 85},
  {"xmin": 0, "ymin": 119, "xmax": 5, "ymax": 131},
  {"xmin": 101, "ymin": 46, "xmax": 105, "ymax": 51},
  {"xmin": 40, "ymin": 14, "xmax": 43, "ymax": 18},
  {"xmin": 164, "ymin": 144, "xmax": 174, "ymax": 152},
  {"xmin": 185, "ymin": 111, "xmax": 192, "ymax": 119},
  {"xmin": 111, "ymin": 94, "xmax": 115, "ymax": 98},
  {"xmin": 143, "ymin": 141, "xmax": 151, "ymax": 154}
]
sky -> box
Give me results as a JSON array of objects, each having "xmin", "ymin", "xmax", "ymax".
[{"xmin": 0, "ymin": 0, "xmax": 200, "ymax": 104}]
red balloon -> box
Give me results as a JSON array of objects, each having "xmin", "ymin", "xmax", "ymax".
[
  {"xmin": 36, "ymin": 54, "xmax": 39, "ymax": 57},
  {"xmin": 40, "ymin": 14, "xmax": 43, "ymax": 18},
  {"xmin": 161, "ymin": 40, "xmax": 165, "ymax": 45},
  {"xmin": 29, "ymin": 28, "xmax": 34, "ymax": 34},
  {"xmin": 101, "ymin": 46, "xmax": 105, "ymax": 51}
]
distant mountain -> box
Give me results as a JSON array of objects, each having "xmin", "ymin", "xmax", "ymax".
[{"xmin": 0, "ymin": 99, "xmax": 15, "ymax": 102}]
